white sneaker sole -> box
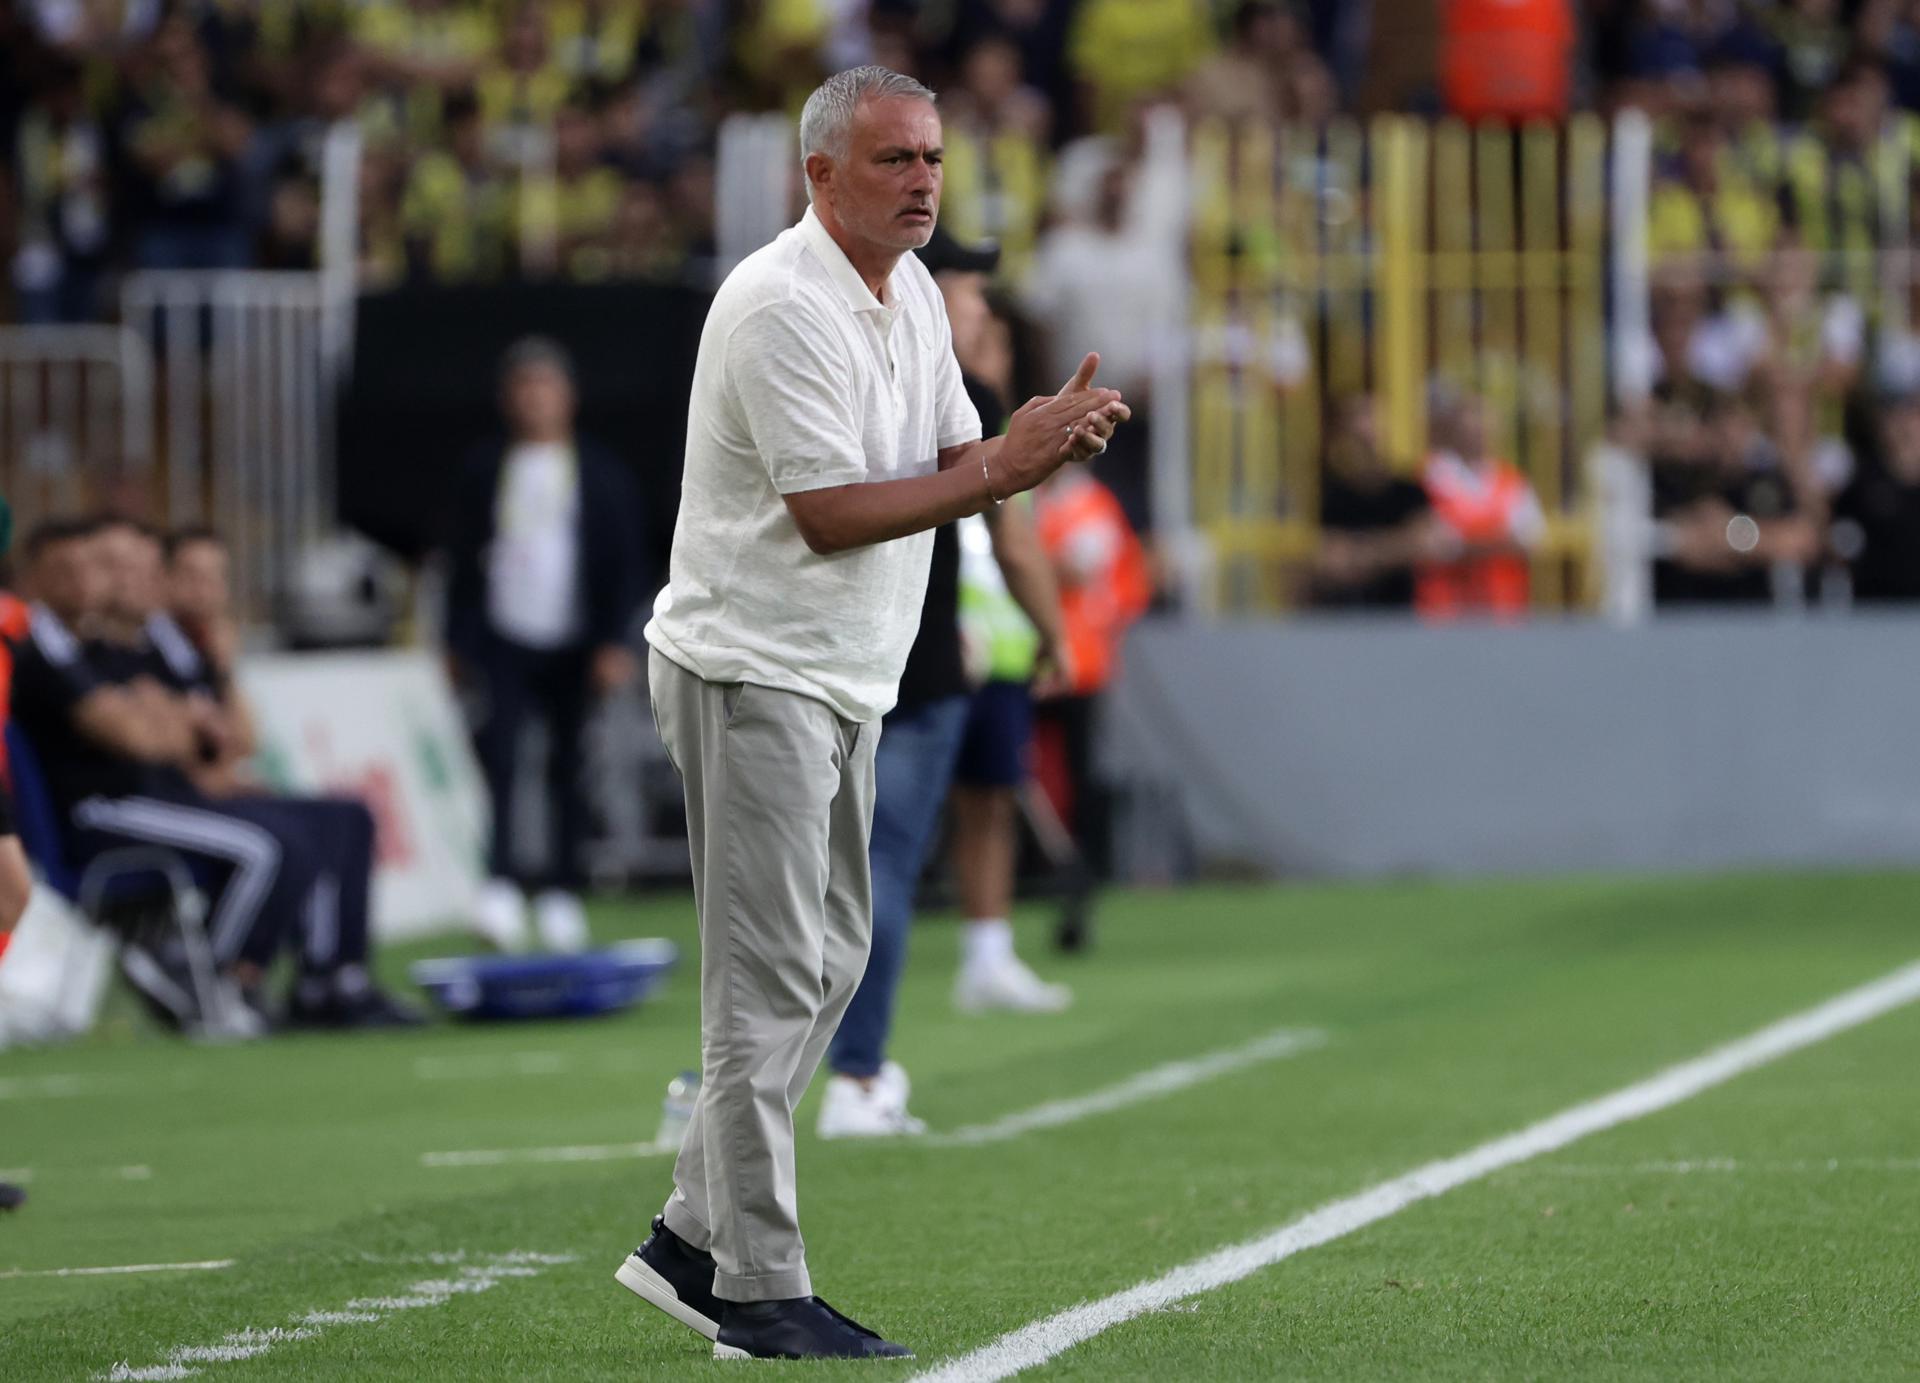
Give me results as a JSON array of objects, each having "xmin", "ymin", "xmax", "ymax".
[{"xmin": 615, "ymin": 1255, "xmax": 719, "ymax": 1341}]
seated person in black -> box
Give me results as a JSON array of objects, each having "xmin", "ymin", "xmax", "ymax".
[
  {"xmin": 87, "ymin": 518, "xmax": 420, "ymax": 1029},
  {"xmin": 1834, "ymin": 393, "xmax": 1920, "ymax": 601},
  {"xmin": 1652, "ymin": 390, "xmax": 1820, "ymax": 606},
  {"xmin": 8, "ymin": 519, "xmax": 414, "ymax": 1033},
  {"xmin": 1312, "ymin": 393, "xmax": 1440, "ymax": 610},
  {"xmin": 8, "ymin": 518, "xmax": 289, "ymax": 1033}
]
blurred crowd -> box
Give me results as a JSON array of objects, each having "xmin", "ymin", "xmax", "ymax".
[
  {"xmin": 11, "ymin": 0, "xmax": 1920, "ymax": 614},
  {"xmin": 1303, "ymin": 2, "xmax": 1920, "ymax": 614},
  {"xmin": 0, "ymin": 0, "xmax": 1365, "ymax": 321},
  {"xmin": 1600, "ymin": 1, "xmax": 1920, "ymax": 609}
]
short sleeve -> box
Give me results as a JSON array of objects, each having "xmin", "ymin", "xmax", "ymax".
[{"xmin": 727, "ymin": 304, "xmax": 872, "ymax": 494}]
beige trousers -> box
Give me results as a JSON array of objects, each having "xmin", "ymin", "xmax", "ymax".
[{"xmin": 647, "ymin": 647, "xmax": 877, "ymax": 1301}]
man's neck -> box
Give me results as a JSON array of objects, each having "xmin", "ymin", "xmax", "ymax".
[
  {"xmin": 815, "ymin": 206, "xmax": 900, "ymax": 304},
  {"xmin": 514, "ymin": 429, "xmax": 571, "ymax": 447}
]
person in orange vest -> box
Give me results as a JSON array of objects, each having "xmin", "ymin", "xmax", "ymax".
[
  {"xmin": 1, "ymin": 510, "xmax": 32, "ymax": 1212},
  {"xmin": 2, "ymin": 529, "xmax": 34, "ymax": 944},
  {"xmin": 1440, "ymin": 0, "xmax": 1574, "ymax": 123},
  {"xmin": 1033, "ymin": 465, "xmax": 1151, "ymax": 941},
  {"xmin": 1416, "ymin": 393, "xmax": 1546, "ymax": 620}
]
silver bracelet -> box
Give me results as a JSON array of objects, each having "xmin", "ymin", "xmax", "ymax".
[{"xmin": 981, "ymin": 449, "xmax": 1004, "ymax": 505}]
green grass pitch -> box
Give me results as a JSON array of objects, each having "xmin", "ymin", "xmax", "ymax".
[{"xmin": 3, "ymin": 871, "xmax": 1919, "ymax": 1380}]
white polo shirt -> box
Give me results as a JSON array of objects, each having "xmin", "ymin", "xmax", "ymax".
[{"xmin": 645, "ymin": 207, "xmax": 982, "ymax": 722}]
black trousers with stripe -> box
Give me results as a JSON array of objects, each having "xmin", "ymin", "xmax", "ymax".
[{"xmin": 69, "ymin": 789, "xmax": 373, "ymax": 976}]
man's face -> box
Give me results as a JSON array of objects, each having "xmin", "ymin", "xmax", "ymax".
[
  {"xmin": 815, "ymin": 95, "xmax": 943, "ymax": 256},
  {"xmin": 168, "ymin": 540, "xmax": 230, "ymax": 625},
  {"xmin": 1343, "ymin": 397, "xmax": 1380, "ymax": 454},
  {"xmin": 1451, "ymin": 400, "xmax": 1488, "ymax": 459},
  {"xmin": 97, "ymin": 525, "xmax": 163, "ymax": 624},
  {"xmin": 29, "ymin": 537, "xmax": 106, "ymax": 624},
  {"xmin": 504, "ymin": 363, "xmax": 575, "ymax": 438},
  {"xmin": 1332, "ymin": 397, "xmax": 1387, "ymax": 484}
]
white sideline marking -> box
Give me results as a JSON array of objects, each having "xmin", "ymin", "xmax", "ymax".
[
  {"xmin": 411, "ymin": 1051, "xmax": 654, "ymax": 1081},
  {"xmin": 926, "ymin": 1028, "xmax": 1326, "ymax": 1148},
  {"xmin": 420, "ymin": 1028, "xmax": 1327, "ymax": 1167},
  {"xmin": 99, "ymin": 1251, "xmax": 575, "ymax": 1380},
  {"xmin": 0, "ymin": 1073, "xmax": 196, "ymax": 1101},
  {"xmin": 1519, "ymin": 1156, "xmax": 1920, "ymax": 1177},
  {"xmin": 421, "ymin": 1138, "xmax": 676, "ymax": 1168},
  {"xmin": 0, "ymin": 1164, "xmax": 156, "ymax": 1185},
  {"xmin": 909, "ymin": 957, "xmax": 1920, "ymax": 1383},
  {"xmin": 413, "ymin": 1051, "xmax": 570, "ymax": 1080},
  {"xmin": 0, "ymin": 1074, "xmax": 100, "ymax": 1100},
  {"xmin": 0, "ymin": 1260, "xmax": 233, "ymax": 1281}
]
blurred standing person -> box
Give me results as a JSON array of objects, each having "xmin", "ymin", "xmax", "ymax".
[
  {"xmin": 1066, "ymin": 0, "xmax": 1216, "ymax": 136},
  {"xmin": 619, "ymin": 67, "xmax": 1125, "ymax": 1359},
  {"xmin": 814, "ymin": 233, "xmax": 1077, "ymax": 1142},
  {"xmin": 1417, "ymin": 393, "xmax": 1546, "ymax": 620},
  {"xmin": 400, "ymin": 89, "xmax": 516, "ymax": 284},
  {"xmin": 1653, "ymin": 390, "xmax": 1819, "ymax": 605},
  {"xmin": 1, "ymin": 509, "xmax": 27, "ymax": 1212},
  {"xmin": 1033, "ymin": 462, "xmax": 1151, "ymax": 926},
  {"xmin": 1183, "ymin": 0, "xmax": 1308, "ymax": 129},
  {"xmin": 444, "ymin": 338, "xmax": 646, "ymax": 954},
  {"xmin": 940, "ymin": 35, "xmax": 1052, "ymax": 279},
  {"xmin": 1646, "ymin": 108, "xmax": 1778, "ymax": 286},
  {"xmin": 1835, "ymin": 392, "xmax": 1920, "ymax": 601},
  {"xmin": 1753, "ymin": 241, "xmax": 1863, "ymax": 498},
  {"xmin": 115, "ymin": 15, "xmax": 255, "ymax": 270},
  {"xmin": 1024, "ymin": 161, "xmax": 1179, "ymax": 534},
  {"xmin": 944, "ymin": 0, "xmax": 1078, "ymax": 142},
  {"xmin": 1313, "ymin": 393, "xmax": 1441, "ymax": 610},
  {"xmin": 11, "ymin": 59, "xmax": 113, "ymax": 322},
  {"xmin": 947, "ymin": 311, "xmax": 1075, "ymax": 1011}
]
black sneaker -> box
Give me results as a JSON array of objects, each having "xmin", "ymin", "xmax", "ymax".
[
  {"xmin": 615, "ymin": 1215, "xmax": 723, "ymax": 1341},
  {"xmin": 0, "ymin": 1182, "xmax": 26, "ymax": 1211},
  {"xmin": 714, "ymin": 1296, "xmax": 913, "ymax": 1361},
  {"xmin": 285, "ymin": 984, "xmax": 428, "ymax": 1030}
]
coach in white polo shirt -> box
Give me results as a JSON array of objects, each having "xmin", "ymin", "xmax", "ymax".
[{"xmin": 615, "ymin": 67, "xmax": 1127, "ymax": 1362}]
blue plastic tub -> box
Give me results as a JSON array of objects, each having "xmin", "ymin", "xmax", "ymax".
[{"xmin": 410, "ymin": 939, "xmax": 678, "ymax": 1022}]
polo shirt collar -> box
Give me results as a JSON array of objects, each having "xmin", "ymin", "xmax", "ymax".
[{"xmin": 799, "ymin": 206, "xmax": 895, "ymax": 314}]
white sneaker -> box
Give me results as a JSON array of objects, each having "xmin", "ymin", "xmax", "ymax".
[
  {"xmin": 473, "ymin": 878, "xmax": 531, "ymax": 953},
  {"xmin": 954, "ymin": 955, "xmax": 1073, "ymax": 1014},
  {"xmin": 816, "ymin": 1068, "xmax": 927, "ymax": 1139},
  {"xmin": 533, "ymin": 890, "xmax": 591, "ymax": 953}
]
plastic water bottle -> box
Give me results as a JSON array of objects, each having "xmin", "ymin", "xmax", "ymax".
[{"xmin": 656, "ymin": 1070, "xmax": 700, "ymax": 1151}]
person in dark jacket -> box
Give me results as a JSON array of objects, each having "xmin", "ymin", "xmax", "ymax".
[{"xmin": 444, "ymin": 337, "xmax": 646, "ymax": 952}]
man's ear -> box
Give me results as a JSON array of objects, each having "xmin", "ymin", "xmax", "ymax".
[{"xmin": 804, "ymin": 152, "xmax": 831, "ymax": 203}]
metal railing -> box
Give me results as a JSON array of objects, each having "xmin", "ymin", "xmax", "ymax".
[
  {"xmin": 1179, "ymin": 113, "xmax": 1618, "ymax": 612},
  {"xmin": 0, "ymin": 324, "xmax": 153, "ymax": 522},
  {"xmin": 121, "ymin": 271, "xmax": 341, "ymax": 623}
]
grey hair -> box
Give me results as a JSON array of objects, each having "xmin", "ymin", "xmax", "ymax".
[{"xmin": 799, "ymin": 65, "xmax": 937, "ymax": 200}]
